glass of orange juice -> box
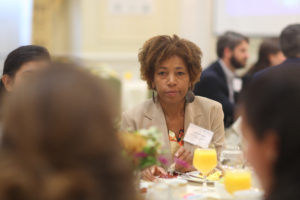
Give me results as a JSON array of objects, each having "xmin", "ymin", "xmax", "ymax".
[
  {"xmin": 193, "ymin": 148, "xmax": 217, "ymax": 191},
  {"xmin": 224, "ymin": 169, "xmax": 252, "ymax": 194}
]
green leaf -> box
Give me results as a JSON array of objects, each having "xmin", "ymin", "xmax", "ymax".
[{"xmin": 139, "ymin": 156, "xmax": 158, "ymax": 169}]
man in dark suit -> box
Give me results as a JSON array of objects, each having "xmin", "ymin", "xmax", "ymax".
[
  {"xmin": 256, "ymin": 24, "xmax": 300, "ymax": 77},
  {"xmin": 194, "ymin": 31, "xmax": 249, "ymax": 128}
]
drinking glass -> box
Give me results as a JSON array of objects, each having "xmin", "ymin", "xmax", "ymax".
[
  {"xmin": 193, "ymin": 148, "xmax": 217, "ymax": 191},
  {"xmin": 220, "ymin": 147, "xmax": 246, "ymax": 169},
  {"xmin": 224, "ymin": 169, "xmax": 252, "ymax": 195}
]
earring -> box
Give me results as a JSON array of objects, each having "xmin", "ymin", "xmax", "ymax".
[
  {"xmin": 152, "ymin": 89, "xmax": 156, "ymax": 103},
  {"xmin": 185, "ymin": 89, "xmax": 195, "ymax": 103}
]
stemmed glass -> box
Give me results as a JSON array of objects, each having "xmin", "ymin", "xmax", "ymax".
[{"xmin": 193, "ymin": 148, "xmax": 217, "ymax": 191}]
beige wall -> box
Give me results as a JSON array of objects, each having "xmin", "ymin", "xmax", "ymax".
[
  {"xmin": 31, "ymin": 0, "xmax": 264, "ymax": 111},
  {"xmin": 32, "ymin": 0, "xmax": 263, "ymax": 78},
  {"xmin": 32, "ymin": 0, "xmax": 70, "ymax": 54},
  {"xmin": 78, "ymin": 0, "xmax": 180, "ymax": 53},
  {"xmin": 43, "ymin": 0, "xmax": 261, "ymax": 75},
  {"xmin": 39, "ymin": 0, "xmax": 184, "ymax": 79}
]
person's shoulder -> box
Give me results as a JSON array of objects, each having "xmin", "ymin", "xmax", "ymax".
[
  {"xmin": 201, "ymin": 61, "xmax": 222, "ymax": 79},
  {"xmin": 272, "ymin": 58, "xmax": 300, "ymax": 71},
  {"xmin": 121, "ymin": 99, "xmax": 155, "ymax": 131},
  {"xmin": 203, "ymin": 61, "xmax": 220, "ymax": 72},
  {"xmin": 255, "ymin": 58, "xmax": 300, "ymax": 77},
  {"xmin": 255, "ymin": 62, "xmax": 282, "ymax": 76},
  {"xmin": 193, "ymin": 96, "xmax": 222, "ymax": 111},
  {"xmin": 123, "ymin": 98, "xmax": 153, "ymax": 117}
]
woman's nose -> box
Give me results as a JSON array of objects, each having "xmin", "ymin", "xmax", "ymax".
[{"xmin": 167, "ymin": 74, "xmax": 177, "ymax": 85}]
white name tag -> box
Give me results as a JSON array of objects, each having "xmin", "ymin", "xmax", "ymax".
[
  {"xmin": 233, "ymin": 77, "xmax": 242, "ymax": 92},
  {"xmin": 183, "ymin": 123, "xmax": 214, "ymax": 148}
]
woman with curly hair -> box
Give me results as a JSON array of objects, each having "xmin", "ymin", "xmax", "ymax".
[{"xmin": 121, "ymin": 35, "xmax": 225, "ymax": 181}]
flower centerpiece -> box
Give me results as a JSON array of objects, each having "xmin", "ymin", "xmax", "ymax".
[{"xmin": 119, "ymin": 127, "xmax": 167, "ymax": 170}]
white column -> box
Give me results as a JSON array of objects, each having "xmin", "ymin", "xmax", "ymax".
[{"xmin": 179, "ymin": 0, "xmax": 215, "ymax": 68}]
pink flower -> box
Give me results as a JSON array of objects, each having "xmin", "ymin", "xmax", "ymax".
[
  {"xmin": 134, "ymin": 152, "xmax": 147, "ymax": 158},
  {"xmin": 158, "ymin": 156, "xmax": 168, "ymax": 165},
  {"xmin": 174, "ymin": 157, "xmax": 190, "ymax": 169}
]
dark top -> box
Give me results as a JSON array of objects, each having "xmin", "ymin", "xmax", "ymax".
[
  {"xmin": 193, "ymin": 61, "xmax": 237, "ymax": 128},
  {"xmin": 254, "ymin": 58, "xmax": 300, "ymax": 78}
]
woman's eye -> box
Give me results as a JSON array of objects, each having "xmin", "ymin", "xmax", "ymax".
[
  {"xmin": 177, "ymin": 72, "xmax": 185, "ymax": 75},
  {"xmin": 158, "ymin": 71, "xmax": 166, "ymax": 75}
]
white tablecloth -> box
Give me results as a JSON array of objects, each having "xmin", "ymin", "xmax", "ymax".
[{"xmin": 141, "ymin": 178, "xmax": 263, "ymax": 200}]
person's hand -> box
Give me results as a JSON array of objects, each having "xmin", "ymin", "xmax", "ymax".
[
  {"xmin": 174, "ymin": 147, "xmax": 194, "ymax": 172},
  {"xmin": 141, "ymin": 165, "xmax": 167, "ymax": 181}
]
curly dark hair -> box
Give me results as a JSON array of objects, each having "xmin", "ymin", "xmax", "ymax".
[{"xmin": 138, "ymin": 34, "xmax": 202, "ymax": 89}]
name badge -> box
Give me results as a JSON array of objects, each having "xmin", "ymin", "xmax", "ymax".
[
  {"xmin": 233, "ymin": 77, "xmax": 242, "ymax": 92},
  {"xmin": 183, "ymin": 123, "xmax": 214, "ymax": 148}
]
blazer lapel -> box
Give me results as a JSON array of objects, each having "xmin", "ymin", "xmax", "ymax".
[
  {"xmin": 144, "ymin": 100, "xmax": 172, "ymax": 162},
  {"xmin": 184, "ymin": 101, "xmax": 203, "ymax": 153},
  {"xmin": 142, "ymin": 99, "xmax": 204, "ymax": 166},
  {"xmin": 214, "ymin": 62, "xmax": 230, "ymax": 95},
  {"xmin": 184, "ymin": 101, "xmax": 202, "ymax": 131}
]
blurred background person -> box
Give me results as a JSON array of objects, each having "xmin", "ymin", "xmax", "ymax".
[
  {"xmin": 0, "ymin": 45, "xmax": 50, "ymax": 103},
  {"xmin": 1, "ymin": 1, "xmax": 299, "ymax": 116},
  {"xmin": 257, "ymin": 24, "xmax": 300, "ymax": 76},
  {"xmin": 0, "ymin": 64, "xmax": 136, "ymax": 200},
  {"xmin": 225, "ymin": 24, "xmax": 300, "ymax": 149},
  {"xmin": 240, "ymin": 66, "xmax": 300, "ymax": 200},
  {"xmin": 243, "ymin": 37, "xmax": 285, "ymax": 89},
  {"xmin": 193, "ymin": 31, "xmax": 249, "ymax": 129},
  {"xmin": 121, "ymin": 35, "xmax": 225, "ymax": 181}
]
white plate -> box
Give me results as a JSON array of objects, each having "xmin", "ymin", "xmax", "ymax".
[{"xmin": 181, "ymin": 171, "xmax": 221, "ymax": 183}]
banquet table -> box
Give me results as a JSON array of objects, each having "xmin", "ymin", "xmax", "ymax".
[{"xmin": 140, "ymin": 176, "xmax": 263, "ymax": 200}]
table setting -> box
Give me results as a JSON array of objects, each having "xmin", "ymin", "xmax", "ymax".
[
  {"xmin": 140, "ymin": 147, "xmax": 263, "ymax": 200},
  {"xmin": 118, "ymin": 127, "xmax": 263, "ymax": 200}
]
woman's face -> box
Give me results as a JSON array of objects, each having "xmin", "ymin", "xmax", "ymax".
[
  {"xmin": 241, "ymin": 111, "xmax": 277, "ymax": 195},
  {"xmin": 152, "ymin": 56, "xmax": 190, "ymax": 105},
  {"xmin": 3, "ymin": 60, "xmax": 49, "ymax": 91}
]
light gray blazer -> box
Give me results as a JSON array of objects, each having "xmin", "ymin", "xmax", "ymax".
[{"xmin": 120, "ymin": 96, "xmax": 225, "ymax": 167}]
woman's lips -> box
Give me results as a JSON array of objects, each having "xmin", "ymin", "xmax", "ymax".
[{"xmin": 166, "ymin": 91, "xmax": 178, "ymax": 96}]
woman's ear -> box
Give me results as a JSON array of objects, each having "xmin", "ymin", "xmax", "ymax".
[
  {"xmin": 262, "ymin": 130, "xmax": 279, "ymax": 163},
  {"xmin": 151, "ymin": 82, "xmax": 155, "ymax": 90},
  {"xmin": 1, "ymin": 75, "xmax": 14, "ymax": 92}
]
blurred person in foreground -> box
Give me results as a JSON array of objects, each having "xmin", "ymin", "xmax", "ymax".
[
  {"xmin": 243, "ymin": 37, "xmax": 285, "ymax": 89},
  {"xmin": 121, "ymin": 35, "xmax": 225, "ymax": 181},
  {"xmin": 0, "ymin": 45, "xmax": 50, "ymax": 102},
  {"xmin": 0, "ymin": 64, "xmax": 136, "ymax": 200},
  {"xmin": 240, "ymin": 66, "xmax": 300, "ymax": 200},
  {"xmin": 228, "ymin": 24, "xmax": 300, "ymax": 146},
  {"xmin": 194, "ymin": 31, "xmax": 249, "ymax": 128}
]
